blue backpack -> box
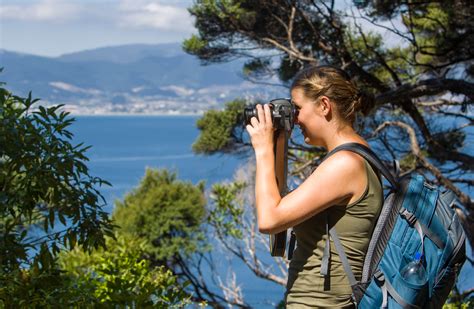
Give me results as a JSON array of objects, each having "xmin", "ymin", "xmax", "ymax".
[{"xmin": 324, "ymin": 143, "xmax": 467, "ymax": 308}]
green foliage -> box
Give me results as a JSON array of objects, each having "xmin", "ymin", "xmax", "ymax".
[
  {"xmin": 188, "ymin": 0, "xmax": 256, "ymax": 34},
  {"xmin": 364, "ymin": 1, "xmax": 472, "ymax": 74},
  {"xmin": 192, "ymin": 99, "xmax": 247, "ymax": 154},
  {"xmin": 345, "ymin": 28, "xmax": 413, "ymax": 86},
  {"xmin": 183, "ymin": 34, "xmax": 208, "ymax": 54},
  {"xmin": 59, "ymin": 235, "xmax": 191, "ymax": 307},
  {"xmin": 278, "ymin": 57, "xmax": 303, "ymax": 83},
  {"xmin": 0, "ymin": 83, "xmax": 114, "ymax": 306},
  {"xmin": 183, "ymin": 0, "xmax": 254, "ymax": 62},
  {"xmin": 209, "ymin": 181, "xmax": 246, "ymax": 239},
  {"xmin": 243, "ymin": 58, "xmax": 272, "ymax": 79},
  {"xmin": 0, "ymin": 265, "xmax": 74, "ymax": 308},
  {"xmin": 442, "ymin": 288, "xmax": 473, "ymax": 309},
  {"xmin": 113, "ymin": 169, "xmax": 207, "ymax": 261},
  {"xmin": 399, "ymin": 152, "xmax": 418, "ymax": 172},
  {"xmin": 432, "ymin": 129, "xmax": 466, "ymax": 154}
]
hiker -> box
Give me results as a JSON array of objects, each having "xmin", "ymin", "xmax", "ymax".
[{"xmin": 245, "ymin": 65, "xmax": 383, "ymax": 308}]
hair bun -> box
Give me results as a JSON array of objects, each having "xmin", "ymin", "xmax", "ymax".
[{"xmin": 354, "ymin": 90, "xmax": 376, "ymax": 116}]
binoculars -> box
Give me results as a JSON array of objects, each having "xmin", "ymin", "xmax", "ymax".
[{"xmin": 243, "ymin": 98, "xmax": 297, "ymax": 131}]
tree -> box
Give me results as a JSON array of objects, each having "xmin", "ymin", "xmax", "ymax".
[
  {"xmin": 182, "ymin": 0, "xmax": 473, "ymax": 305},
  {"xmin": 59, "ymin": 235, "xmax": 191, "ymax": 307},
  {"xmin": 207, "ymin": 165, "xmax": 288, "ymax": 285},
  {"xmin": 0, "ymin": 82, "xmax": 114, "ymax": 306},
  {"xmin": 113, "ymin": 169, "xmax": 207, "ymax": 262},
  {"xmin": 112, "ymin": 168, "xmax": 241, "ymax": 306},
  {"xmin": 193, "ymin": 99, "xmax": 248, "ymax": 155},
  {"xmin": 184, "ymin": 0, "xmax": 473, "ymax": 241}
]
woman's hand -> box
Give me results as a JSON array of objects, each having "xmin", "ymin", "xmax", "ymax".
[{"xmin": 245, "ymin": 104, "xmax": 274, "ymax": 155}]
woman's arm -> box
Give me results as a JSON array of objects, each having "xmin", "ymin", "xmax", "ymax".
[
  {"xmin": 246, "ymin": 104, "xmax": 281, "ymax": 230},
  {"xmin": 246, "ymin": 104, "xmax": 367, "ymax": 234},
  {"xmin": 254, "ymin": 144, "xmax": 281, "ymax": 231},
  {"xmin": 258, "ymin": 151, "xmax": 366, "ymax": 233}
]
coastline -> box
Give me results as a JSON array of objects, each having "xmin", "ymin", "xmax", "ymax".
[{"xmin": 68, "ymin": 112, "xmax": 204, "ymax": 117}]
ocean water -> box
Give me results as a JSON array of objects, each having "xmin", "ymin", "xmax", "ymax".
[
  {"xmin": 71, "ymin": 115, "xmax": 241, "ymax": 213},
  {"xmin": 70, "ymin": 115, "xmax": 285, "ymax": 307}
]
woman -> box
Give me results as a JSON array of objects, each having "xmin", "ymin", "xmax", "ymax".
[{"xmin": 245, "ymin": 65, "xmax": 383, "ymax": 308}]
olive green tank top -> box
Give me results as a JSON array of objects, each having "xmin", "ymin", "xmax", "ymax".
[{"xmin": 285, "ymin": 160, "xmax": 383, "ymax": 308}]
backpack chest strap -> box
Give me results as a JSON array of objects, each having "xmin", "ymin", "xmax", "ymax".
[{"xmin": 400, "ymin": 208, "xmax": 445, "ymax": 250}]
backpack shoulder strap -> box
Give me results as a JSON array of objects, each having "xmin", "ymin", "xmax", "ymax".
[
  {"xmin": 324, "ymin": 143, "xmax": 399, "ymax": 190},
  {"xmin": 319, "ymin": 143, "xmax": 396, "ymax": 304}
]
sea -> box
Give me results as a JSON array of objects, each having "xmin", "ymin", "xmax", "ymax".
[
  {"xmin": 70, "ymin": 115, "xmax": 285, "ymax": 308},
  {"xmin": 70, "ymin": 115, "xmax": 472, "ymax": 307}
]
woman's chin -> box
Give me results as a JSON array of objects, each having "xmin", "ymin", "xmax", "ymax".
[{"xmin": 304, "ymin": 136, "xmax": 320, "ymax": 147}]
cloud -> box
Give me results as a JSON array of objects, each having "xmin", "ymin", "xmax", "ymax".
[
  {"xmin": 0, "ymin": 0, "xmax": 84, "ymax": 22},
  {"xmin": 117, "ymin": 0, "xmax": 194, "ymax": 32},
  {"xmin": 1, "ymin": 0, "xmax": 194, "ymax": 32}
]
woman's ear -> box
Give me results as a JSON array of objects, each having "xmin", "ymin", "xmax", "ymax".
[{"xmin": 319, "ymin": 96, "xmax": 331, "ymax": 116}]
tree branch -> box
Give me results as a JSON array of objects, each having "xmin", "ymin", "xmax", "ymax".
[
  {"xmin": 373, "ymin": 121, "xmax": 472, "ymax": 206},
  {"xmin": 352, "ymin": 18, "xmax": 402, "ymax": 86},
  {"xmin": 261, "ymin": 37, "xmax": 317, "ymax": 63},
  {"xmin": 293, "ymin": 5, "xmax": 333, "ymax": 53},
  {"xmin": 376, "ymin": 79, "xmax": 474, "ymax": 105}
]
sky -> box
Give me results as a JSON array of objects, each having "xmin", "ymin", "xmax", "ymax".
[
  {"xmin": 0, "ymin": 0, "xmax": 407, "ymax": 58},
  {"xmin": 0, "ymin": 0, "xmax": 196, "ymax": 57}
]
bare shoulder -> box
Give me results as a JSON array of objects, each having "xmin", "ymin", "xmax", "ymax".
[
  {"xmin": 318, "ymin": 149, "xmax": 366, "ymax": 175},
  {"xmin": 309, "ymin": 149, "xmax": 368, "ymax": 206},
  {"xmin": 277, "ymin": 146, "xmax": 369, "ymax": 225}
]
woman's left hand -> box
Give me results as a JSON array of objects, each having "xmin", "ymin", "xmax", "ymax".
[{"xmin": 245, "ymin": 104, "xmax": 274, "ymax": 155}]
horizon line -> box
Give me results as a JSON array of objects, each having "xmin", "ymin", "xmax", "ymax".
[{"xmin": 0, "ymin": 41, "xmax": 185, "ymax": 59}]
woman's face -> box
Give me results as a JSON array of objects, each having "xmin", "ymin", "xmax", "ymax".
[{"xmin": 291, "ymin": 87, "xmax": 324, "ymax": 146}]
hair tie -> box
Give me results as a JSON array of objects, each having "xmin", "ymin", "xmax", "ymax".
[{"xmin": 352, "ymin": 91, "xmax": 362, "ymax": 101}]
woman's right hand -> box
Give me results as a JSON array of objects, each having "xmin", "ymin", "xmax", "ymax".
[{"xmin": 245, "ymin": 104, "xmax": 275, "ymax": 155}]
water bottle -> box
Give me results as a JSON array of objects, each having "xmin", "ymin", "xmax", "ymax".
[{"xmin": 400, "ymin": 252, "xmax": 428, "ymax": 285}]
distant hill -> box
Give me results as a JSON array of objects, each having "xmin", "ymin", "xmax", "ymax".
[
  {"xmin": 57, "ymin": 43, "xmax": 185, "ymax": 63},
  {"xmin": 0, "ymin": 43, "xmax": 246, "ymax": 101}
]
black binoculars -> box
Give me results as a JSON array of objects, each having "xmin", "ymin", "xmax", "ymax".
[{"xmin": 243, "ymin": 98, "xmax": 297, "ymax": 131}]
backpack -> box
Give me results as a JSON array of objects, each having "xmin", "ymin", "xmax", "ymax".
[{"xmin": 322, "ymin": 143, "xmax": 467, "ymax": 309}]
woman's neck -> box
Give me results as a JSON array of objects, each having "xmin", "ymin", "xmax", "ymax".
[{"xmin": 323, "ymin": 125, "xmax": 366, "ymax": 151}]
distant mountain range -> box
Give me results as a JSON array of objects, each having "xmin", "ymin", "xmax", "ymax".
[
  {"xmin": 0, "ymin": 43, "xmax": 244, "ymax": 99},
  {"xmin": 0, "ymin": 43, "xmax": 283, "ymax": 114}
]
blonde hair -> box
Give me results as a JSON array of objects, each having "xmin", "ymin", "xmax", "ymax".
[{"xmin": 291, "ymin": 65, "xmax": 374, "ymax": 124}]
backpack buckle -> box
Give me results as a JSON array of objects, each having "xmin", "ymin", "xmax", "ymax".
[
  {"xmin": 374, "ymin": 270, "xmax": 385, "ymax": 285},
  {"xmin": 400, "ymin": 208, "xmax": 417, "ymax": 226}
]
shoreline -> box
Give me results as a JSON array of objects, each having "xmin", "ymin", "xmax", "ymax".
[{"xmin": 68, "ymin": 112, "xmax": 204, "ymax": 117}]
